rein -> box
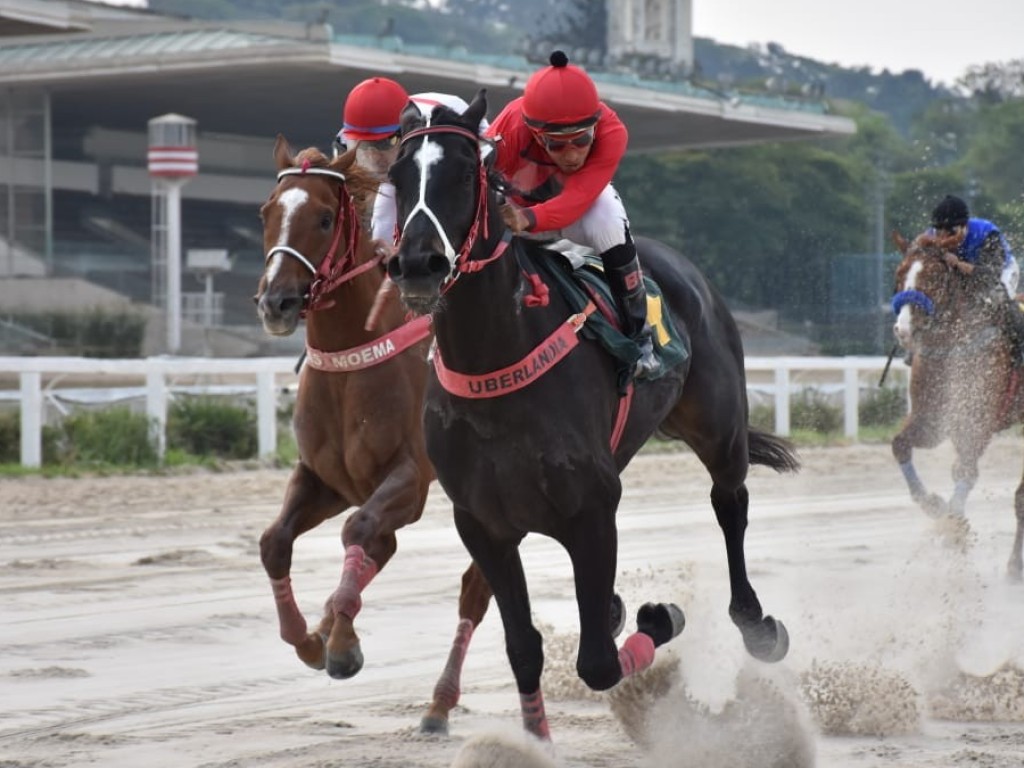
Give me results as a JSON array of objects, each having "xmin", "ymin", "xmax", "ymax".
[{"xmin": 266, "ymin": 166, "xmax": 379, "ymax": 316}]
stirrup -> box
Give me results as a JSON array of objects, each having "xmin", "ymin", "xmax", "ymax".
[{"xmin": 634, "ymin": 328, "xmax": 660, "ymax": 379}]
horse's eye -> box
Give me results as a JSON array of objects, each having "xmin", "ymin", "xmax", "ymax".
[{"xmin": 321, "ymin": 213, "xmax": 333, "ymax": 231}]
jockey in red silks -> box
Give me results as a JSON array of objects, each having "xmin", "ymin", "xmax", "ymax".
[
  {"xmin": 484, "ymin": 50, "xmax": 658, "ymax": 378},
  {"xmin": 336, "ymin": 77, "xmax": 488, "ymax": 257},
  {"xmin": 927, "ymin": 194, "xmax": 1024, "ymax": 363}
]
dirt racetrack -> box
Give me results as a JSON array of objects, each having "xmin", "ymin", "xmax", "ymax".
[{"xmin": 3, "ymin": 440, "xmax": 1024, "ymax": 767}]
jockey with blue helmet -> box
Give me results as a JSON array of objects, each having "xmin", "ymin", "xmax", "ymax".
[
  {"xmin": 484, "ymin": 51, "xmax": 658, "ymax": 378},
  {"xmin": 929, "ymin": 194, "xmax": 1024, "ymax": 363}
]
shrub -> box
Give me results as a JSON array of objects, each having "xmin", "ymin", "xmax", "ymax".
[
  {"xmin": 791, "ymin": 389, "xmax": 843, "ymax": 434},
  {"xmin": 860, "ymin": 386, "xmax": 908, "ymax": 427},
  {"xmin": 749, "ymin": 403, "xmax": 776, "ymax": 433},
  {"xmin": 48, "ymin": 407, "xmax": 158, "ymax": 466},
  {"xmin": 167, "ymin": 397, "xmax": 257, "ymax": 460}
]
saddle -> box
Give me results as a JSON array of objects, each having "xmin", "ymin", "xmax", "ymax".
[{"xmin": 523, "ymin": 239, "xmax": 689, "ymax": 390}]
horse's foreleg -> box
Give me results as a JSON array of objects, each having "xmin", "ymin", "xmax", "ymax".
[
  {"xmin": 711, "ymin": 481, "xmax": 789, "ymax": 663},
  {"xmin": 566, "ymin": 508, "xmax": 622, "ymax": 693},
  {"xmin": 326, "ymin": 462, "xmax": 430, "ymax": 680},
  {"xmin": 420, "ymin": 561, "xmax": 493, "ymax": 735},
  {"xmin": 453, "ymin": 506, "xmax": 547, "ymax": 739},
  {"xmin": 893, "ymin": 416, "xmax": 946, "ymax": 516},
  {"xmin": 1009, "ymin": 477, "xmax": 1024, "ymax": 581},
  {"xmin": 259, "ymin": 463, "xmax": 346, "ymax": 670}
]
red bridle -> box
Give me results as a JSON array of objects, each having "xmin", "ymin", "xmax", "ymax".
[{"xmin": 266, "ymin": 166, "xmax": 380, "ymax": 316}]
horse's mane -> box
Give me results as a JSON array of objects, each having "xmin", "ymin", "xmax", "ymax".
[{"xmin": 292, "ymin": 146, "xmax": 379, "ymax": 225}]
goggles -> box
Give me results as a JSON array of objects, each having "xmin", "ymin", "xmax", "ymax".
[
  {"xmin": 358, "ymin": 133, "xmax": 401, "ymax": 152},
  {"xmin": 535, "ymin": 127, "xmax": 595, "ymax": 153}
]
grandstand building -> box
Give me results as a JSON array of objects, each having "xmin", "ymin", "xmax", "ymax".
[{"xmin": 0, "ymin": 0, "xmax": 853, "ymax": 355}]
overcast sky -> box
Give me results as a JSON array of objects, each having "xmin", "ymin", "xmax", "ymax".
[{"xmin": 693, "ymin": 0, "xmax": 1024, "ymax": 87}]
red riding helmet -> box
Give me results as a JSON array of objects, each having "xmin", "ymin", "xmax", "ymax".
[
  {"xmin": 342, "ymin": 77, "xmax": 409, "ymax": 142},
  {"xmin": 522, "ymin": 51, "xmax": 601, "ymax": 132}
]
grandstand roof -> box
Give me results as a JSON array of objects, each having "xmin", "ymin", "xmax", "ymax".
[{"xmin": 0, "ymin": 18, "xmax": 855, "ymax": 153}]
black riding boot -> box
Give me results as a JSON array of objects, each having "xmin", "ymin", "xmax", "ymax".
[{"xmin": 603, "ymin": 243, "xmax": 659, "ymax": 379}]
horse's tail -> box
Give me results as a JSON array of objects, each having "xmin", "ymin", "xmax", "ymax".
[{"xmin": 748, "ymin": 427, "xmax": 800, "ymax": 473}]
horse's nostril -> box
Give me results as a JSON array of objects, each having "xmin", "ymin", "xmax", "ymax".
[
  {"xmin": 279, "ymin": 296, "xmax": 302, "ymax": 315},
  {"xmin": 427, "ymin": 254, "xmax": 451, "ymax": 278},
  {"xmin": 386, "ymin": 258, "xmax": 402, "ymax": 280}
]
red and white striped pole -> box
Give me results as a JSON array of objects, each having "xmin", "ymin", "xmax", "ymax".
[{"xmin": 148, "ymin": 114, "xmax": 198, "ymax": 355}]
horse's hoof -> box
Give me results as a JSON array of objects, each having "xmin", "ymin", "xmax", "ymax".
[
  {"xmin": 610, "ymin": 593, "xmax": 626, "ymax": 639},
  {"xmin": 419, "ymin": 715, "xmax": 449, "ymax": 735},
  {"xmin": 636, "ymin": 602, "xmax": 685, "ymax": 647},
  {"xmin": 921, "ymin": 493, "xmax": 948, "ymax": 518},
  {"xmin": 742, "ymin": 615, "xmax": 789, "ymax": 663},
  {"xmin": 326, "ymin": 642, "xmax": 364, "ymax": 679},
  {"xmin": 1007, "ymin": 565, "xmax": 1023, "ymax": 584},
  {"xmin": 297, "ymin": 632, "xmax": 327, "ymax": 671}
]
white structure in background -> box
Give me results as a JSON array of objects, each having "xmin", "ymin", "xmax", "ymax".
[
  {"xmin": 607, "ymin": 0, "xmax": 693, "ymax": 70},
  {"xmin": 147, "ymin": 113, "xmax": 198, "ymax": 354},
  {"xmin": 184, "ymin": 248, "xmax": 229, "ymax": 328}
]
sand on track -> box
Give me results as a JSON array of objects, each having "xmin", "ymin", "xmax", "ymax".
[{"xmin": 2, "ymin": 439, "xmax": 1024, "ymax": 767}]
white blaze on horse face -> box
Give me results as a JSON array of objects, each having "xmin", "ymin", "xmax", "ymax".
[
  {"xmin": 266, "ymin": 187, "xmax": 309, "ymax": 284},
  {"xmin": 895, "ymin": 259, "xmax": 924, "ymax": 342},
  {"xmin": 402, "ymin": 138, "xmax": 458, "ymax": 265}
]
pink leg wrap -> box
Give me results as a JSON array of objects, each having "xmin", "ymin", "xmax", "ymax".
[
  {"xmin": 432, "ymin": 618, "xmax": 475, "ymax": 710},
  {"xmin": 618, "ymin": 632, "xmax": 656, "ymax": 678},
  {"xmin": 519, "ymin": 689, "xmax": 551, "ymax": 741},
  {"xmin": 331, "ymin": 545, "xmax": 379, "ymax": 620},
  {"xmin": 270, "ymin": 576, "xmax": 308, "ymax": 646}
]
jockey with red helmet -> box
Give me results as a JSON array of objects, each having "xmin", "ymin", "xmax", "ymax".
[
  {"xmin": 337, "ymin": 77, "xmax": 488, "ymax": 252},
  {"xmin": 484, "ymin": 51, "xmax": 658, "ymax": 377}
]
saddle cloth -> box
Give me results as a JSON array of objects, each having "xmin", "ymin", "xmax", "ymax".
[{"xmin": 530, "ymin": 240, "xmax": 690, "ymax": 388}]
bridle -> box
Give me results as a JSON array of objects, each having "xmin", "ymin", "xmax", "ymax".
[
  {"xmin": 264, "ymin": 165, "xmax": 380, "ymax": 316},
  {"xmin": 893, "ymin": 248, "xmax": 969, "ymax": 341},
  {"xmin": 398, "ymin": 124, "xmax": 508, "ymax": 290}
]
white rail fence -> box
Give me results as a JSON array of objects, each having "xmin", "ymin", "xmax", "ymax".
[{"xmin": 0, "ymin": 355, "xmax": 908, "ymax": 468}]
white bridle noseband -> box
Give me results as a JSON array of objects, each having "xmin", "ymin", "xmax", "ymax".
[{"xmin": 265, "ymin": 167, "xmax": 349, "ymax": 273}]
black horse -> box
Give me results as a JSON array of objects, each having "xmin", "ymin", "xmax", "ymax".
[{"xmin": 386, "ymin": 92, "xmax": 798, "ymax": 739}]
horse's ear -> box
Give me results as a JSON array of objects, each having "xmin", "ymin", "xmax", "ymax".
[
  {"xmin": 892, "ymin": 230, "xmax": 909, "ymax": 255},
  {"xmin": 273, "ymin": 134, "xmax": 295, "ymax": 171},
  {"xmin": 400, "ymin": 100, "xmax": 425, "ymax": 134},
  {"xmin": 464, "ymin": 89, "xmax": 488, "ymax": 134},
  {"xmin": 328, "ymin": 144, "xmax": 356, "ymax": 174}
]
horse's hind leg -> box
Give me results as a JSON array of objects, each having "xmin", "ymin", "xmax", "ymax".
[
  {"xmin": 1009, "ymin": 472, "xmax": 1024, "ymax": 581},
  {"xmin": 711, "ymin": 480, "xmax": 789, "ymax": 662},
  {"xmin": 260, "ymin": 462, "xmax": 347, "ymax": 670},
  {"xmin": 420, "ymin": 561, "xmax": 493, "ymax": 734},
  {"xmin": 452, "ymin": 506, "xmax": 549, "ymax": 739}
]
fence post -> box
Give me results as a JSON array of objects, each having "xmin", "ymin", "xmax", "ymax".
[
  {"xmin": 146, "ymin": 366, "xmax": 167, "ymax": 461},
  {"xmin": 257, "ymin": 369, "xmax": 276, "ymax": 460},
  {"xmin": 844, "ymin": 365, "xmax": 859, "ymax": 438},
  {"xmin": 774, "ymin": 366, "xmax": 790, "ymax": 436},
  {"xmin": 20, "ymin": 372, "xmax": 42, "ymax": 468}
]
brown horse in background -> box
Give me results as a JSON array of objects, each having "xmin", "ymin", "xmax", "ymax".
[
  {"xmin": 891, "ymin": 230, "xmax": 1024, "ymax": 578},
  {"xmin": 254, "ymin": 135, "xmax": 491, "ymax": 732}
]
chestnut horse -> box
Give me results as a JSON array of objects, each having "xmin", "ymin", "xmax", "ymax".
[
  {"xmin": 254, "ymin": 136, "xmax": 491, "ymax": 732},
  {"xmin": 386, "ymin": 94, "xmax": 798, "ymax": 740},
  {"xmin": 891, "ymin": 231, "xmax": 1024, "ymax": 578}
]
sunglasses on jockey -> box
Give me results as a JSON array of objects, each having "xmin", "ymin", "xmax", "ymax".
[{"xmin": 534, "ymin": 126, "xmax": 595, "ymax": 153}]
